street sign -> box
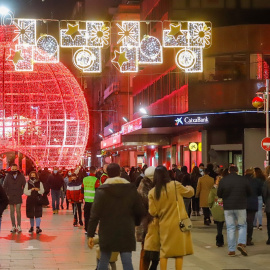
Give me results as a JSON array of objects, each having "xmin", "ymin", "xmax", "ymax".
[{"xmin": 261, "ymin": 137, "xmax": 270, "ymax": 151}]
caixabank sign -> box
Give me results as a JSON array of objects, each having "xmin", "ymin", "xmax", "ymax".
[{"xmin": 175, "ymin": 116, "xmax": 209, "ymax": 126}]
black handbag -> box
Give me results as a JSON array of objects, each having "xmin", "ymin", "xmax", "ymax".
[{"xmin": 174, "ymin": 181, "xmax": 192, "ymax": 232}]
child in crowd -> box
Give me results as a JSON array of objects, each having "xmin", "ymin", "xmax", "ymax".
[
  {"xmin": 66, "ymin": 173, "xmax": 83, "ymax": 227},
  {"xmin": 93, "ymin": 235, "xmax": 119, "ymax": 270}
]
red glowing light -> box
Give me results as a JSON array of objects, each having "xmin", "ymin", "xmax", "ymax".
[{"xmin": 0, "ymin": 25, "xmax": 89, "ymax": 168}]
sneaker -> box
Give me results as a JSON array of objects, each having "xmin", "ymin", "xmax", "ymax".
[
  {"xmin": 258, "ymin": 225, "xmax": 262, "ymax": 230},
  {"xmin": 36, "ymin": 227, "xmax": 42, "ymax": 234},
  {"xmin": 246, "ymin": 240, "xmax": 254, "ymax": 246},
  {"xmin": 10, "ymin": 226, "xmax": 16, "ymax": 233},
  {"xmin": 228, "ymin": 251, "xmax": 236, "ymax": 257},
  {"xmin": 266, "ymin": 239, "xmax": 270, "ymax": 245},
  {"xmin": 79, "ymin": 220, "xmax": 83, "ymax": 226},
  {"xmin": 85, "ymin": 231, "xmax": 88, "ymax": 235},
  {"xmin": 237, "ymin": 244, "xmax": 248, "ymax": 256},
  {"xmin": 29, "ymin": 227, "xmax": 34, "ymax": 233},
  {"xmin": 17, "ymin": 226, "xmax": 22, "ymax": 233}
]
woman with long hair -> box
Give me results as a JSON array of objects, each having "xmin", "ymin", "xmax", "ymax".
[
  {"xmin": 190, "ymin": 166, "xmax": 201, "ymax": 216},
  {"xmin": 253, "ymin": 167, "xmax": 266, "ymax": 230},
  {"xmin": 24, "ymin": 171, "xmax": 44, "ymax": 233},
  {"xmin": 148, "ymin": 166, "xmax": 194, "ymax": 270}
]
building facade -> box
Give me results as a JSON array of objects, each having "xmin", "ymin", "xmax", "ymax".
[{"xmin": 89, "ymin": 0, "xmax": 270, "ymax": 173}]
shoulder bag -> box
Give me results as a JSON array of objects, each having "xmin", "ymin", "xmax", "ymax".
[{"xmin": 174, "ymin": 181, "xmax": 192, "ymax": 232}]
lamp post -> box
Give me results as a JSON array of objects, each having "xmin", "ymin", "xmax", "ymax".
[{"xmin": 265, "ymin": 79, "xmax": 269, "ymax": 167}]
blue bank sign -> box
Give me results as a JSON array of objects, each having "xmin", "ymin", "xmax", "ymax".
[{"xmin": 175, "ymin": 116, "xmax": 209, "ymax": 126}]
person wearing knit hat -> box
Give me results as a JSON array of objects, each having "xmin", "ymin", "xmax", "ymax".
[
  {"xmin": 136, "ymin": 166, "xmax": 159, "ymax": 270},
  {"xmin": 144, "ymin": 166, "xmax": 155, "ymax": 182}
]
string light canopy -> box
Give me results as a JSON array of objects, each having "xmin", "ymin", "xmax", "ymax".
[{"xmin": 0, "ymin": 24, "xmax": 89, "ymax": 168}]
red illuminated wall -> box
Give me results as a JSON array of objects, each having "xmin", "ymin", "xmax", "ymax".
[{"xmin": 0, "ymin": 25, "xmax": 89, "ymax": 169}]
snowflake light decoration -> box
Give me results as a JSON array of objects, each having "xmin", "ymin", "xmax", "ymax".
[
  {"xmin": 116, "ymin": 21, "xmax": 140, "ymax": 46},
  {"xmin": 86, "ymin": 21, "xmax": 110, "ymax": 47},
  {"xmin": 13, "ymin": 19, "xmax": 36, "ymax": 45}
]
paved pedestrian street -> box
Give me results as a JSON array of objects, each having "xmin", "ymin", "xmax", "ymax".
[{"xmin": 0, "ymin": 200, "xmax": 270, "ymax": 270}]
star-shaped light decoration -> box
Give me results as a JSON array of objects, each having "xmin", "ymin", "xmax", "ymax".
[
  {"xmin": 65, "ymin": 24, "xmax": 82, "ymax": 40},
  {"xmin": 111, "ymin": 50, "xmax": 129, "ymax": 68},
  {"xmin": 167, "ymin": 24, "xmax": 184, "ymax": 40},
  {"xmin": 12, "ymin": 50, "xmax": 24, "ymax": 64}
]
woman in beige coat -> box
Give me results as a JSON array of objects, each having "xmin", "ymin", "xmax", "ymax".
[{"xmin": 148, "ymin": 166, "xmax": 194, "ymax": 270}]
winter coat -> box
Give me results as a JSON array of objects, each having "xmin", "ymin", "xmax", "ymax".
[
  {"xmin": 47, "ymin": 173, "xmax": 64, "ymax": 191},
  {"xmin": 195, "ymin": 174, "xmax": 214, "ymax": 208},
  {"xmin": 66, "ymin": 181, "xmax": 84, "ymax": 203},
  {"xmin": 39, "ymin": 170, "xmax": 51, "ymax": 193},
  {"xmin": 144, "ymin": 217, "xmax": 160, "ymax": 252},
  {"xmin": 208, "ymin": 186, "xmax": 224, "ymax": 222},
  {"xmin": 217, "ymin": 172, "xmax": 252, "ymax": 210},
  {"xmin": 87, "ymin": 177, "xmax": 146, "ymax": 252},
  {"xmin": 148, "ymin": 181, "xmax": 194, "ymax": 258},
  {"xmin": 0, "ymin": 184, "xmax": 9, "ymax": 217},
  {"xmin": 3, "ymin": 172, "xmax": 26, "ymax": 204},
  {"xmin": 262, "ymin": 179, "xmax": 270, "ymax": 213},
  {"xmin": 136, "ymin": 176, "xmax": 154, "ymax": 242},
  {"xmin": 24, "ymin": 180, "xmax": 44, "ymax": 218},
  {"xmin": 246, "ymin": 176, "xmax": 261, "ymax": 211}
]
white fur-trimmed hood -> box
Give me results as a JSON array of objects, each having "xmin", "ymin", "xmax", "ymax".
[{"xmin": 104, "ymin": 176, "xmax": 130, "ymax": 184}]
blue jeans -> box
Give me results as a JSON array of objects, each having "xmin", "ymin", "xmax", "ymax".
[
  {"xmin": 30, "ymin": 217, "xmax": 41, "ymax": 227},
  {"xmin": 98, "ymin": 251, "xmax": 133, "ymax": 270},
  {"xmin": 253, "ymin": 196, "xmax": 263, "ymax": 226},
  {"xmin": 224, "ymin": 209, "xmax": 247, "ymax": 252},
  {"xmin": 51, "ymin": 190, "xmax": 61, "ymax": 211}
]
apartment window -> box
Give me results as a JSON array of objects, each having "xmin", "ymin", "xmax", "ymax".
[{"xmin": 205, "ymin": 54, "xmax": 247, "ymax": 81}]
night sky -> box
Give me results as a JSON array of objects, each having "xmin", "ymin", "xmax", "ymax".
[{"xmin": 0, "ymin": 0, "xmax": 122, "ymax": 20}]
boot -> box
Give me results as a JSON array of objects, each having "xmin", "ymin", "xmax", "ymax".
[
  {"xmin": 247, "ymin": 238, "xmax": 254, "ymax": 246},
  {"xmin": 216, "ymin": 234, "xmax": 224, "ymax": 247},
  {"xmin": 204, "ymin": 218, "xmax": 210, "ymax": 226}
]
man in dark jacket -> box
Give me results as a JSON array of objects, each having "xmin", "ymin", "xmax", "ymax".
[
  {"xmin": 3, "ymin": 164, "xmax": 26, "ymax": 232},
  {"xmin": 47, "ymin": 166, "xmax": 64, "ymax": 214},
  {"xmin": 217, "ymin": 165, "xmax": 251, "ymax": 257},
  {"xmin": 87, "ymin": 163, "xmax": 146, "ymax": 270},
  {"xmin": 0, "ymin": 184, "xmax": 9, "ymax": 231},
  {"xmin": 39, "ymin": 167, "xmax": 51, "ymax": 207}
]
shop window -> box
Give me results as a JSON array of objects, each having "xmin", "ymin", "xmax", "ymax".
[{"xmin": 206, "ymin": 54, "xmax": 247, "ymax": 81}]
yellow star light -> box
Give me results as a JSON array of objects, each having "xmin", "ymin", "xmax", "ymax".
[
  {"xmin": 111, "ymin": 50, "xmax": 129, "ymax": 68},
  {"xmin": 13, "ymin": 50, "xmax": 24, "ymax": 64},
  {"xmin": 65, "ymin": 24, "xmax": 82, "ymax": 40},
  {"xmin": 168, "ymin": 24, "xmax": 184, "ymax": 40}
]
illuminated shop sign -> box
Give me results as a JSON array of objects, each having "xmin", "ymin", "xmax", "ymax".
[
  {"xmin": 101, "ymin": 133, "xmax": 121, "ymax": 149},
  {"xmin": 189, "ymin": 142, "xmax": 198, "ymax": 151},
  {"xmin": 175, "ymin": 116, "xmax": 209, "ymax": 126},
  {"xmin": 121, "ymin": 118, "xmax": 142, "ymax": 135}
]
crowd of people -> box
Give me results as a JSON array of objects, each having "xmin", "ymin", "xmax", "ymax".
[{"xmin": 0, "ymin": 162, "xmax": 270, "ymax": 270}]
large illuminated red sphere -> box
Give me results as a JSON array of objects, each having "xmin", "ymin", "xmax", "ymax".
[{"xmin": 0, "ymin": 25, "xmax": 89, "ymax": 168}]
